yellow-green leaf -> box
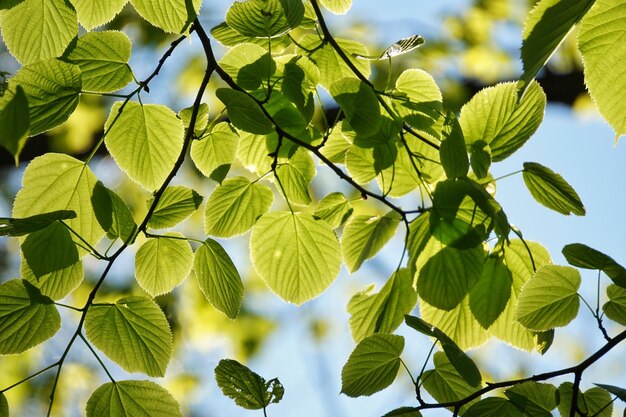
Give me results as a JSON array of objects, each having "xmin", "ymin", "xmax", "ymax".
[{"xmin": 86, "ymin": 380, "xmax": 182, "ymax": 417}]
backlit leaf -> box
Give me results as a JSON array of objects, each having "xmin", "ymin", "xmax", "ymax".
[
  {"xmin": 439, "ymin": 111, "xmax": 469, "ymax": 179},
  {"xmin": 379, "ymin": 35, "xmax": 425, "ymax": 59},
  {"xmin": 86, "ymin": 380, "xmax": 182, "ymax": 417},
  {"xmin": 469, "ymin": 256, "xmax": 513, "ymax": 329},
  {"xmin": 595, "ymin": 384, "xmax": 626, "ymax": 403},
  {"xmin": 226, "ymin": 0, "xmax": 304, "ymax": 38},
  {"xmin": 330, "ymin": 77, "xmax": 381, "ymax": 137},
  {"xmin": 0, "ymin": 279, "xmax": 60, "ymax": 355},
  {"xmin": 558, "ymin": 383, "xmax": 613, "ymax": 417},
  {"xmin": 433, "ymin": 328, "xmax": 482, "ymax": 387},
  {"xmin": 91, "ymin": 182, "xmax": 136, "ymax": 243},
  {"xmin": 85, "ymin": 296, "xmax": 172, "ymax": 377},
  {"xmin": 603, "ymin": 284, "xmax": 626, "ymax": 325},
  {"xmin": 70, "ymin": 0, "xmax": 128, "ymax": 30},
  {"xmin": 129, "ymin": 0, "xmax": 202, "ymax": 33},
  {"xmin": 250, "ymin": 212, "xmax": 341, "ymax": 305},
  {"xmin": 319, "ymin": 0, "xmax": 352, "ymax": 15},
  {"xmin": 219, "ymin": 43, "xmax": 276, "ymax": 93},
  {"xmin": 522, "ymin": 162, "xmax": 585, "ymax": 215},
  {"xmin": 341, "ymin": 334, "xmax": 404, "ymax": 397},
  {"xmin": 392, "ymin": 69, "xmax": 442, "ymax": 136},
  {"xmin": 0, "ymin": 210, "xmax": 75, "ymax": 237},
  {"xmin": 422, "ymin": 352, "xmax": 480, "ymax": 410},
  {"xmin": 21, "ymin": 253, "xmax": 84, "ymax": 301},
  {"xmin": 0, "ymin": 393, "xmax": 7, "ymax": 417},
  {"xmin": 0, "ymin": 85, "xmax": 29, "ymax": 163},
  {"xmin": 314, "ymin": 192, "xmax": 353, "ymax": 228},
  {"xmin": 215, "ymin": 359, "xmax": 284, "ymax": 410},
  {"xmin": 505, "ymin": 382, "xmax": 558, "ymax": 416},
  {"xmin": 216, "ymin": 88, "xmax": 274, "ymax": 135},
  {"xmin": 20, "ymin": 222, "xmax": 78, "ymax": 280},
  {"xmin": 275, "ymin": 148, "xmax": 315, "ymax": 206},
  {"xmin": 464, "ymin": 397, "xmax": 524, "ymax": 417},
  {"xmin": 382, "ymin": 407, "xmax": 422, "ymax": 417},
  {"xmin": 562, "ymin": 243, "xmax": 626, "ymax": 288},
  {"xmin": 191, "ymin": 123, "xmax": 239, "ymax": 180},
  {"xmin": 148, "ymin": 186, "xmax": 203, "ymax": 229}
]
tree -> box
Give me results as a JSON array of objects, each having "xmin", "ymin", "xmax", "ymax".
[{"xmin": 0, "ymin": 0, "xmax": 625, "ymax": 416}]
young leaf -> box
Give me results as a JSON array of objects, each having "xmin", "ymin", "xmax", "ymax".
[
  {"xmin": 191, "ymin": 122, "xmax": 239, "ymax": 179},
  {"xmin": 379, "ymin": 35, "xmax": 425, "ymax": 59},
  {"xmin": 464, "ymin": 397, "xmax": 524, "ymax": 417},
  {"xmin": 603, "ymin": 284, "xmax": 626, "ymax": 325},
  {"xmin": 459, "ymin": 81, "xmax": 546, "ymax": 161},
  {"xmin": 226, "ymin": 0, "xmax": 304, "ymax": 38},
  {"xmin": 104, "ymin": 101, "xmax": 185, "ymax": 191},
  {"xmin": 522, "ymin": 162, "xmax": 585, "ymax": 216},
  {"xmin": 341, "ymin": 334, "xmax": 405, "ymax": 397},
  {"xmin": 562, "ymin": 243, "xmax": 626, "ymax": 288},
  {"xmin": 0, "ymin": 0, "xmax": 77, "ymax": 64},
  {"xmin": 148, "ymin": 186, "xmax": 203, "ymax": 229},
  {"xmin": 0, "ymin": 85, "xmax": 29, "ymax": 163},
  {"xmin": 519, "ymin": 0, "xmax": 595, "ymax": 94},
  {"xmin": 63, "ymin": 31, "xmax": 133, "ymax": 93},
  {"xmin": 516, "ymin": 265, "xmax": 580, "ymax": 331},
  {"xmin": 439, "ymin": 111, "xmax": 469, "ymax": 179},
  {"xmin": 469, "ymin": 256, "xmax": 513, "ymax": 329},
  {"xmin": 204, "ymin": 176, "xmax": 274, "ymax": 238},
  {"xmin": 91, "ymin": 182, "xmax": 136, "ymax": 243},
  {"xmin": 0, "ymin": 210, "xmax": 75, "ymax": 237},
  {"xmin": 314, "ymin": 192, "xmax": 353, "ymax": 228},
  {"xmin": 250, "ymin": 212, "xmax": 341, "ymax": 305},
  {"xmin": 216, "ymin": 88, "xmax": 275, "ymax": 135},
  {"xmin": 342, "ymin": 211, "xmax": 401, "ymax": 273},
  {"xmin": 579, "ymin": 0, "xmax": 626, "ymax": 139},
  {"xmin": 194, "ymin": 239, "xmax": 244, "ymax": 319},
  {"xmin": 505, "ymin": 382, "xmax": 558, "ymax": 416},
  {"xmin": 422, "ymin": 352, "xmax": 480, "ymax": 409},
  {"xmin": 129, "ymin": 0, "xmax": 202, "ymax": 33},
  {"xmin": 318, "ymin": 0, "xmax": 352, "ymax": 15},
  {"xmin": 85, "ymin": 296, "xmax": 173, "ymax": 377},
  {"xmin": 70, "ymin": 0, "xmax": 128, "ymax": 31},
  {"xmin": 215, "ymin": 359, "xmax": 284, "ymax": 410},
  {"xmin": 0, "ymin": 279, "xmax": 60, "ymax": 355},
  {"xmin": 135, "ymin": 233, "xmax": 193, "ymax": 296},
  {"xmin": 330, "ymin": 77, "xmax": 381, "ymax": 137},
  {"xmin": 86, "ymin": 380, "xmax": 182, "ymax": 417}
]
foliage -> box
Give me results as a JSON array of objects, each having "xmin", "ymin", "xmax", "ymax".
[{"xmin": 0, "ymin": 0, "xmax": 625, "ymax": 416}]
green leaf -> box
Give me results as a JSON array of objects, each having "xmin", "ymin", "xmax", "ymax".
[
  {"xmin": 204, "ymin": 176, "xmax": 274, "ymax": 238},
  {"xmin": 0, "ymin": 393, "xmax": 7, "ymax": 417},
  {"xmin": 148, "ymin": 186, "xmax": 203, "ymax": 229},
  {"xmin": 319, "ymin": 0, "xmax": 352, "ymax": 14},
  {"xmin": 86, "ymin": 380, "xmax": 182, "ymax": 417},
  {"xmin": 13, "ymin": 153, "xmax": 104, "ymax": 250},
  {"xmin": 314, "ymin": 192, "xmax": 353, "ymax": 228},
  {"xmin": 464, "ymin": 397, "xmax": 524, "ymax": 417},
  {"xmin": 505, "ymin": 382, "xmax": 558, "ymax": 416},
  {"xmin": 219, "ymin": 44, "xmax": 276, "ymax": 93},
  {"xmin": 237, "ymin": 131, "xmax": 276, "ymax": 174},
  {"xmin": 439, "ymin": 111, "xmax": 469, "ymax": 179},
  {"xmin": 379, "ymin": 35, "xmax": 425, "ymax": 59},
  {"xmin": 0, "ymin": 0, "xmax": 77, "ymax": 64},
  {"xmin": 21, "ymin": 222, "xmax": 78, "ymax": 280},
  {"xmin": 516, "ymin": 265, "xmax": 581, "ymax": 331},
  {"xmin": 210, "ymin": 21, "xmax": 292, "ymax": 48},
  {"xmin": 21, "ymin": 253, "xmax": 84, "ymax": 301},
  {"xmin": 579, "ymin": 0, "xmax": 626, "ymax": 139},
  {"xmin": 595, "ymin": 384, "xmax": 626, "ymax": 402},
  {"xmin": 382, "ymin": 407, "xmax": 422, "ymax": 417},
  {"xmin": 558, "ymin": 383, "xmax": 613, "ymax": 417},
  {"xmin": 320, "ymin": 120, "xmax": 352, "ymax": 163},
  {"xmin": 194, "ymin": 239, "xmax": 244, "ymax": 319},
  {"xmin": 422, "ymin": 352, "xmax": 480, "ymax": 409},
  {"xmin": 603, "ymin": 284, "xmax": 626, "ymax": 325},
  {"xmin": 348, "ymin": 269, "xmax": 417, "ymax": 342},
  {"xmin": 459, "ymin": 81, "xmax": 546, "ymax": 161},
  {"xmin": 85, "ymin": 296, "xmax": 172, "ymax": 377},
  {"xmin": 377, "ymin": 137, "xmax": 424, "ymax": 197},
  {"xmin": 180, "ymin": 103, "xmax": 210, "ymax": 134},
  {"xmin": 129, "ymin": 0, "xmax": 202, "ymax": 33},
  {"xmin": 226, "ymin": 0, "xmax": 304, "ymax": 38},
  {"xmin": 135, "ymin": 233, "xmax": 193, "ymax": 296},
  {"xmin": 275, "ymin": 148, "xmax": 316, "ymax": 206},
  {"xmin": 0, "ymin": 210, "xmax": 75, "ymax": 237},
  {"xmin": 522, "ymin": 162, "xmax": 585, "ymax": 216},
  {"xmin": 3, "ymin": 59, "xmax": 81, "ymax": 135},
  {"xmin": 392, "ymin": 69, "xmax": 442, "ymax": 136},
  {"xmin": 91, "ymin": 182, "xmax": 136, "ymax": 243},
  {"xmin": 562, "ymin": 243, "xmax": 626, "ymax": 288},
  {"xmin": 69, "ymin": 0, "xmax": 128, "ymax": 30},
  {"xmin": 341, "ymin": 211, "xmax": 401, "ymax": 273},
  {"xmin": 191, "ymin": 122, "xmax": 239, "ymax": 179},
  {"xmin": 104, "ymin": 101, "xmax": 185, "ymax": 191},
  {"xmin": 0, "ymin": 85, "xmax": 29, "ymax": 163},
  {"xmin": 330, "ymin": 77, "xmax": 381, "ymax": 137},
  {"xmin": 214, "ymin": 359, "xmax": 284, "ymax": 410},
  {"xmin": 0, "ymin": 279, "xmax": 60, "ymax": 355},
  {"xmin": 469, "ymin": 256, "xmax": 513, "ymax": 329},
  {"xmin": 216, "ymin": 88, "xmax": 274, "ymax": 135},
  {"xmin": 250, "ymin": 211, "xmax": 341, "ymax": 305},
  {"xmin": 63, "ymin": 31, "xmax": 133, "ymax": 93},
  {"xmin": 469, "ymin": 141, "xmax": 491, "ymax": 179},
  {"xmin": 434, "ymin": 330, "xmax": 482, "ymax": 387},
  {"xmin": 341, "ymin": 334, "xmax": 405, "ymax": 397}
]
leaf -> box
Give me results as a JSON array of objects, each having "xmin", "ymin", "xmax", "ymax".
[
  {"xmin": 86, "ymin": 380, "xmax": 182, "ymax": 417},
  {"xmin": 379, "ymin": 35, "xmax": 425, "ymax": 59},
  {"xmin": 21, "ymin": 252, "xmax": 84, "ymax": 301},
  {"xmin": 104, "ymin": 101, "xmax": 185, "ymax": 191},
  {"xmin": 516, "ymin": 265, "xmax": 580, "ymax": 331},
  {"xmin": 214, "ymin": 359, "xmax": 284, "ymax": 410},
  {"xmin": 603, "ymin": 284, "xmax": 626, "ymax": 325},
  {"xmin": 226, "ymin": 0, "xmax": 304, "ymax": 38},
  {"xmin": 0, "ymin": 393, "xmax": 7, "ymax": 417},
  {"xmin": 434, "ymin": 329, "xmax": 482, "ymax": 387},
  {"xmin": 320, "ymin": 120, "xmax": 352, "ymax": 163},
  {"xmin": 180, "ymin": 103, "xmax": 210, "ymax": 134},
  {"xmin": 439, "ymin": 111, "xmax": 469, "ymax": 179},
  {"xmin": 318, "ymin": 0, "xmax": 352, "ymax": 15},
  {"xmin": 341, "ymin": 334, "xmax": 405, "ymax": 397},
  {"xmin": 522, "ymin": 162, "xmax": 585, "ymax": 216},
  {"xmin": 422, "ymin": 352, "xmax": 480, "ymax": 410},
  {"xmin": 519, "ymin": 0, "xmax": 595, "ymax": 94},
  {"xmin": 0, "ymin": 85, "xmax": 29, "ymax": 163},
  {"xmin": 392, "ymin": 69, "xmax": 442, "ymax": 136},
  {"xmin": 348, "ymin": 269, "xmax": 417, "ymax": 342},
  {"xmin": 595, "ymin": 384, "xmax": 626, "ymax": 402},
  {"xmin": 21, "ymin": 221, "xmax": 78, "ymax": 280},
  {"xmin": 129, "ymin": 0, "xmax": 202, "ymax": 33},
  {"xmin": 330, "ymin": 77, "xmax": 381, "ymax": 137},
  {"xmin": 91, "ymin": 182, "xmax": 136, "ymax": 243},
  {"xmin": 70, "ymin": 0, "xmax": 128, "ymax": 30},
  {"xmin": 341, "ymin": 211, "xmax": 401, "ymax": 273},
  {"xmin": 464, "ymin": 397, "xmax": 524, "ymax": 417},
  {"xmin": 459, "ymin": 81, "xmax": 546, "ymax": 161},
  {"xmin": 0, "ymin": 279, "xmax": 60, "ymax": 355},
  {"xmin": 275, "ymin": 148, "xmax": 316, "ymax": 206},
  {"xmin": 505, "ymin": 382, "xmax": 558, "ymax": 416},
  {"xmin": 13, "ymin": 153, "xmax": 104, "ymax": 250},
  {"xmin": 194, "ymin": 239, "xmax": 244, "ymax": 319},
  {"xmin": 469, "ymin": 256, "xmax": 513, "ymax": 329},
  {"xmin": 216, "ymin": 88, "xmax": 274, "ymax": 135},
  {"xmin": 191, "ymin": 122, "xmax": 239, "ymax": 178},
  {"xmin": 204, "ymin": 176, "xmax": 274, "ymax": 238},
  {"xmin": 148, "ymin": 186, "xmax": 203, "ymax": 229},
  {"xmin": 0, "ymin": 210, "xmax": 75, "ymax": 237},
  {"xmin": 314, "ymin": 192, "xmax": 353, "ymax": 228},
  {"xmin": 250, "ymin": 211, "xmax": 341, "ymax": 305},
  {"xmin": 562, "ymin": 243, "xmax": 626, "ymax": 288},
  {"xmin": 219, "ymin": 44, "xmax": 276, "ymax": 93},
  {"xmin": 63, "ymin": 31, "xmax": 133, "ymax": 93},
  {"xmin": 3, "ymin": 59, "xmax": 81, "ymax": 135},
  {"xmin": 210, "ymin": 21, "xmax": 292, "ymax": 48},
  {"xmin": 579, "ymin": 0, "xmax": 626, "ymax": 139},
  {"xmin": 84, "ymin": 296, "xmax": 172, "ymax": 377},
  {"xmin": 469, "ymin": 141, "xmax": 491, "ymax": 179},
  {"xmin": 0, "ymin": 0, "xmax": 77, "ymax": 64},
  {"xmin": 558, "ymin": 382, "xmax": 613, "ymax": 417},
  {"xmin": 135, "ymin": 234, "xmax": 193, "ymax": 296}
]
